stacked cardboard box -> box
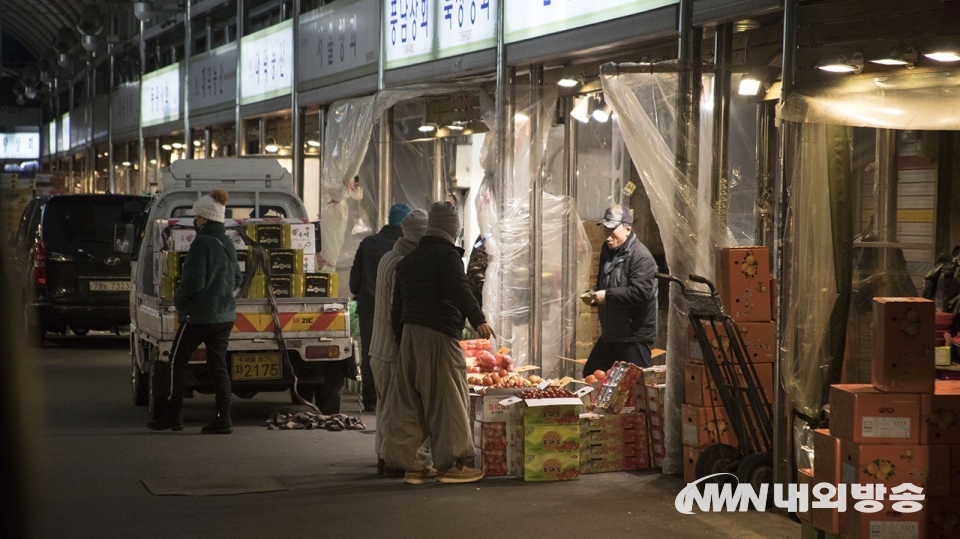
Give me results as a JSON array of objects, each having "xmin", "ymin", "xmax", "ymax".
[
  {"xmin": 809, "ymin": 297, "xmax": 960, "ymax": 539},
  {"xmin": 502, "ymin": 391, "xmax": 586, "ymax": 481},
  {"xmin": 470, "ymin": 391, "xmax": 519, "ymax": 477},
  {"xmin": 639, "ymin": 383, "xmax": 667, "ymax": 468},
  {"xmin": 576, "ymin": 220, "xmax": 606, "ymax": 359},
  {"xmin": 579, "ymin": 411, "xmax": 650, "ymax": 473},
  {"xmin": 680, "ymin": 247, "xmax": 775, "ymax": 482}
]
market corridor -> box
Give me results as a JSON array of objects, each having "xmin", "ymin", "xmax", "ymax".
[{"xmin": 17, "ymin": 333, "xmax": 799, "ymax": 539}]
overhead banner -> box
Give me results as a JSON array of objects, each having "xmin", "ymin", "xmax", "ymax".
[
  {"xmin": 298, "ymin": 0, "xmax": 380, "ymax": 91},
  {"xmin": 47, "ymin": 122, "xmax": 55, "ymax": 156},
  {"xmin": 240, "ymin": 20, "xmax": 293, "ymax": 105},
  {"xmin": 112, "ymin": 82, "xmax": 140, "ymax": 133},
  {"xmin": 0, "ymin": 132, "xmax": 40, "ymax": 159},
  {"xmin": 58, "ymin": 113, "xmax": 70, "ymax": 154},
  {"xmin": 383, "ymin": 0, "xmax": 497, "ymax": 70},
  {"xmin": 504, "ymin": 0, "xmax": 675, "ymax": 43},
  {"xmin": 189, "ymin": 42, "xmax": 237, "ymax": 116},
  {"xmin": 141, "ymin": 63, "xmax": 182, "ymax": 127}
]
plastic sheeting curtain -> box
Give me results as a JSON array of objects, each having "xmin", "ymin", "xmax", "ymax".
[{"xmin": 601, "ymin": 66, "xmax": 735, "ymax": 474}]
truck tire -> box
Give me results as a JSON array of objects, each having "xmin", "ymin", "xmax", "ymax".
[
  {"xmin": 315, "ymin": 360, "xmax": 347, "ymax": 415},
  {"xmin": 131, "ymin": 341, "xmax": 149, "ymax": 406},
  {"xmin": 148, "ymin": 358, "xmax": 171, "ymax": 420}
]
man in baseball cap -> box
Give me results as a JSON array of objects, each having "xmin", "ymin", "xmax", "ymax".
[{"xmin": 582, "ymin": 204, "xmax": 658, "ymax": 375}]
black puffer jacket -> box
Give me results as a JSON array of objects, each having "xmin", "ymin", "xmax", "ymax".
[
  {"xmin": 597, "ymin": 233, "xmax": 658, "ymax": 342},
  {"xmin": 349, "ymin": 224, "xmax": 403, "ymax": 316},
  {"xmin": 392, "ymin": 235, "xmax": 487, "ymax": 341}
]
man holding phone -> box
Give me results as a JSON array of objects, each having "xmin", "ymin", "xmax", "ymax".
[{"xmin": 581, "ymin": 204, "xmax": 658, "ymax": 376}]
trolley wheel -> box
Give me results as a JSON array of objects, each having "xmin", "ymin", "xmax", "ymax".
[
  {"xmin": 695, "ymin": 443, "xmax": 741, "ymax": 482},
  {"xmin": 736, "ymin": 451, "xmax": 774, "ymax": 498}
]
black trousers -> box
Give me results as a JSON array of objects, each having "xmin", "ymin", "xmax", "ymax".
[
  {"xmin": 582, "ymin": 340, "xmax": 653, "ymax": 378},
  {"xmin": 358, "ymin": 313, "xmax": 377, "ymax": 407},
  {"xmin": 169, "ymin": 321, "xmax": 234, "ymax": 415}
]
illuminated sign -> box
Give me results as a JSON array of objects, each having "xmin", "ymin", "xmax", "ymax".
[
  {"xmin": 298, "ymin": 0, "xmax": 379, "ymax": 90},
  {"xmin": 383, "ymin": 0, "xmax": 498, "ymax": 69},
  {"xmin": 0, "ymin": 132, "xmax": 40, "ymax": 159},
  {"xmin": 239, "ymin": 20, "xmax": 293, "ymax": 105},
  {"xmin": 504, "ymin": 0, "xmax": 675, "ymax": 43},
  {"xmin": 141, "ymin": 63, "xmax": 182, "ymax": 127},
  {"xmin": 190, "ymin": 42, "xmax": 237, "ymax": 115}
]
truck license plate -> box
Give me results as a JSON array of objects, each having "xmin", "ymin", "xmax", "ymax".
[
  {"xmin": 232, "ymin": 354, "xmax": 282, "ymax": 380},
  {"xmin": 89, "ymin": 280, "xmax": 130, "ymax": 291}
]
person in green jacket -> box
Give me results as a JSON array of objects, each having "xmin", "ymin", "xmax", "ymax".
[{"xmin": 148, "ymin": 189, "xmax": 243, "ymax": 434}]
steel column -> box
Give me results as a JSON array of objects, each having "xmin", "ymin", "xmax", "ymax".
[
  {"xmin": 711, "ymin": 23, "xmax": 733, "ymax": 222},
  {"xmin": 529, "ymin": 64, "xmax": 544, "ymax": 370}
]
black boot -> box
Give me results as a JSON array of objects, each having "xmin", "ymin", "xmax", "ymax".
[{"xmin": 201, "ymin": 400, "xmax": 232, "ymax": 434}]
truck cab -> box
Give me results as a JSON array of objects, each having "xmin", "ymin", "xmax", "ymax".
[{"xmin": 129, "ymin": 159, "xmax": 352, "ymax": 417}]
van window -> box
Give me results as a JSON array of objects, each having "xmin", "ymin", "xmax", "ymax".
[{"xmin": 43, "ymin": 196, "xmax": 150, "ymax": 245}]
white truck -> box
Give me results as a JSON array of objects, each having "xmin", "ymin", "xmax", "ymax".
[{"xmin": 125, "ymin": 159, "xmax": 353, "ymax": 418}]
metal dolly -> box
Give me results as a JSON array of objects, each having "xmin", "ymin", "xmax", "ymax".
[{"xmin": 657, "ymin": 273, "xmax": 774, "ymax": 490}]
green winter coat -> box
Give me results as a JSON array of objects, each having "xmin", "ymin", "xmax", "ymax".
[{"xmin": 174, "ymin": 221, "xmax": 243, "ymax": 324}]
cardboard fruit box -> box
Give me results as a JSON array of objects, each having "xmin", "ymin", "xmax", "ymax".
[
  {"xmin": 797, "ymin": 468, "xmax": 814, "ymax": 522},
  {"xmin": 716, "ymin": 246, "xmax": 772, "ymax": 322},
  {"xmin": 681, "ymin": 404, "xmax": 738, "ymax": 448},
  {"xmin": 813, "ymin": 428, "xmax": 841, "ymax": 484},
  {"xmin": 517, "ymin": 425, "xmax": 581, "ymax": 455},
  {"xmin": 684, "ymin": 361, "xmax": 775, "ymax": 407},
  {"xmin": 920, "ymin": 381, "xmax": 960, "ymax": 445},
  {"xmin": 840, "ymin": 440, "xmax": 951, "ymax": 496},
  {"xmin": 517, "ymin": 453, "xmax": 580, "ymax": 482},
  {"xmin": 499, "ymin": 387, "xmax": 591, "ymax": 427},
  {"xmin": 840, "ymin": 501, "xmax": 927, "ymax": 539},
  {"xmin": 688, "ymin": 320, "xmax": 776, "ymax": 364},
  {"xmin": 683, "ymin": 446, "xmax": 701, "ymax": 483},
  {"xmin": 829, "ymin": 384, "xmax": 921, "ymax": 444},
  {"xmin": 926, "ymin": 496, "xmax": 960, "ymax": 539},
  {"xmin": 872, "ymin": 297, "xmax": 936, "ymax": 394}
]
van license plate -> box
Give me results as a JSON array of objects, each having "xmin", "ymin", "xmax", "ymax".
[
  {"xmin": 232, "ymin": 354, "xmax": 282, "ymax": 380},
  {"xmin": 89, "ymin": 281, "xmax": 130, "ymax": 291}
]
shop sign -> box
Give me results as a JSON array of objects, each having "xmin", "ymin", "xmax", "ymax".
[
  {"xmin": 58, "ymin": 113, "xmax": 70, "ymax": 153},
  {"xmin": 112, "ymin": 82, "xmax": 140, "ymax": 133},
  {"xmin": 383, "ymin": 0, "xmax": 498, "ymax": 69},
  {"xmin": 504, "ymin": 0, "xmax": 676, "ymax": 43},
  {"xmin": 298, "ymin": 0, "xmax": 379, "ymax": 91},
  {"xmin": 0, "ymin": 132, "xmax": 40, "ymax": 159},
  {"xmin": 141, "ymin": 63, "xmax": 182, "ymax": 127},
  {"xmin": 189, "ymin": 42, "xmax": 237, "ymax": 115},
  {"xmin": 47, "ymin": 122, "xmax": 55, "ymax": 156},
  {"xmin": 70, "ymin": 103, "xmax": 89, "ymax": 148},
  {"xmin": 239, "ymin": 20, "xmax": 293, "ymax": 105}
]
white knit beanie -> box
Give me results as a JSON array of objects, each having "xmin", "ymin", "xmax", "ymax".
[
  {"xmin": 425, "ymin": 201, "xmax": 460, "ymax": 244},
  {"xmin": 401, "ymin": 209, "xmax": 428, "ymax": 242},
  {"xmin": 192, "ymin": 189, "xmax": 228, "ymax": 223}
]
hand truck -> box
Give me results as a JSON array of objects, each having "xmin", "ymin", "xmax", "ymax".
[{"xmin": 657, "ymin": 273, "xmax": 774, "ymax": 491}]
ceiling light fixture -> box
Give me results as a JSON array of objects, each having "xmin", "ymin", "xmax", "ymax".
[
  {"xmin": 870, "ymin": 48, "xmax": 918, "ymax": 68},
  {"xmin": 816, "ymin": 53, "xmax": 864, "ymax": 74},
  {"xmin": 264, "ymin": 138, "xmax": 279, "ymax": 153},
  {"xmin": 737, "ymin": 73, "xmax": 768, "ymax": 96},
  {"xmin": 193, "ymin": 140, "xmax": 201, "ymax": 147},
  {"xmin": 121, "ymin": 161, "xmax": 132, "ymax": 167},
  {"xmin": 557, "ymin": 78, "xmax": 579, "ymax": 88},
  {"xmin": 418, "ymin": 123, "xmax": 436, "ymax": 133},
  {"xmin": 569, "ymin": 96, "xmax": 591, "ymax": 124},
  {"xmin": 171, "ymin": 142, "xmax": 183, "ymax": 149},
  {"xmin": 307, "ymin": 140, "xmax": 321, "ymax": 147},
  {"xmin": 592, "ymin": 98, "xmax": 612, "ymax": 123},
  {"xmin": 923, "ymin": 48, "xmax": 960, "ymax": 62}
]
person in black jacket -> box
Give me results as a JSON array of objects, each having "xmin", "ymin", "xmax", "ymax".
[
  {"xmin": 350, "ymin": 203, "xmax": 412, "ymax": 411},
  {"xmin": 384, "ymin": 201, "xmax": 495, "ymax": 485},
  {"xmin": 581, "ymin": 204, "xmax": 658, "ymax": 377}
]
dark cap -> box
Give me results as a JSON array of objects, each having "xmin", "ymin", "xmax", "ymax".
[{"xmin": 598, "ymin": 204, "xmax": 634, "ymax": 229}]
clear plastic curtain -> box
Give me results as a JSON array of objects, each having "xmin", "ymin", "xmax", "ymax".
[{"xmin": 601, "ymin": 65, "xmax": 735, "ymax": 474}]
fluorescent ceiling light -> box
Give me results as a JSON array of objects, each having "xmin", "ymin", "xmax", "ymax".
[
  {"xmin": 816, "ymin": 53, "xmax": 863, "ymax": 74},
  {"xmin": 307, "ymin": 140, "xmax": 321, "ymax": 147},
  {"xmin": 446, "ymin": 123, "xmax": 465, "ymax": 131},
  {"xmin": 557, "ymin": 78, "xmax": 579, "ymax": 88},
  {"xmin": 924, "ymin": 50, "xmax": 960, "ymax": 62},
  {"xmin": 161, "ymin": 144, "xmax": 172, "ymax": 151},
  {"xmin": 193, "ymin": 140, "xmax": 201, "ymax": 147},
  {"xmin": 121, "ymin": 161, "xmax": 132, "ymax": 167},
  {"xmin": 870, "ymin": 48, "xmax": 917, "ymax": 68},
  {"xmin": 264, "ymin": 143, "xmax": 279, "ymax": 153},
  {"xmin": 418, "ymin": 124, "xmax": 436, "ymax": 133},
  {"xmin": 171, "ymin": 142, "xmax": 183, "ymax": 149},
  {"xmin": 149, "ymin": 159, "xmax": 157, "ymax": 164}
]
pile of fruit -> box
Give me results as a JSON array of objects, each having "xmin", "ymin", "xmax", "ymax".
[
  {"xmin": 477, "ymin": 422, "xmax": 510, "ymax": 476},
  {"xmin": 583, "ymin": 369, "xmax": 608, "ymax": 384},
  {"xmin": 470, "ymin": 372, "xmax": 544, "ymax": 389},
  {"xmin": 517, "ymin": 387, "xmax": 576, "ymax": 399},
  {"xmin": 461, "ymin": 339, "xmax": 514, "ymax": 373}
]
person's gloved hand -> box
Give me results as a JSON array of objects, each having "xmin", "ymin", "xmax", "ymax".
[{"xmin": 476, "ymin": 323, "xmax": 496, "ymax": 340}]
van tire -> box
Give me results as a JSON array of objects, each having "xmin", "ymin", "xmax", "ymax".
[
  {"xmin": 148, "ymin": 359, "xmax": 171, "ymax": 420},
  {"xmin": 71, "ymin": 327, "xmax": 89, "ymax": 336}
]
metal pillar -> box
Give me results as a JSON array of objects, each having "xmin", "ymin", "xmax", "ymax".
[
  {"xmin": 773, "ymin": 0, "xmax": 798, "ymax": 490},
  {"xmin": 204, "ymin": 127, "xmax": 212, "ymax": 158},
  {"xmin": 139, "ymin": 20, "xmax": 146, "ymax": 194},
  {"xmin": 108, "ymin": 19, "xmax": 116, "ymax": 193},
  {"xmin": 69, "ymin": 82, "xmax": 75, "ymax": 192},
  {"xmin": 711, "ymin": 23, "xmax": 733, "ymax": 222},
  {"xmin": 875, "ymin": 129, "xmax": 900, "ymax": 285},
  {"xmin": 292, "ymin": 0, "xmax": 303, "ymax": 197},
  {"xmin": 755, "ymin": 101, "xmax": 776, "ymax": 249},
  {"xmin": 676, "ymin": 0, "xmax": 701, "ymax": 185},
  {"xmin": 378, "ymin": 109, "xmax": 393, "ymax": 229},
  {"xmin": 494, "ymin": 0, "xmax": 515, "ymax": 350},
  {"xmin": 529, "ymin": 64, "xmax": 544, "ymax": 370},
  {"xmin": 433, "ymin": 139, "xmax": 445, "ymax": 203},
  {"xmin": 561, "ymin": 95, "xmax": 578, "ymax": 375},
  {"xmin": 184, "ymin": 1, "xmax": 193, "ymax": 159},
  {"xmin": 235, "ymin": 0, "xmax": 245, "ymax": 155}
]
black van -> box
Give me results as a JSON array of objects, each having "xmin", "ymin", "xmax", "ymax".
[{"xmin": 19, "ymin": 194, "xmax": 150, "ymax": 345}]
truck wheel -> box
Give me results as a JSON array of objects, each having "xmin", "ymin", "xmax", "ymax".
[
  {"xmin": 315, "ymin": 361, "xmax": 346, "ymax": 415},
  {"xmin": 131, "ymin": 341, "xmax": 149, "ymax": 406},
  {"xmin": 148, "ymin": 358, "xmax": 171, "ymax": 420}
]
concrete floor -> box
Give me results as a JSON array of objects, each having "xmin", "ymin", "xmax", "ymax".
[{"xmin": 25, "ymin": 333, "xmax": 800, "ymax": 539}]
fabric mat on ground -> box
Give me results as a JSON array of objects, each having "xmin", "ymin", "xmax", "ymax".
[{"xmin": 266, "ymin": 411, "xmax": 366, "ymax": 431}]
